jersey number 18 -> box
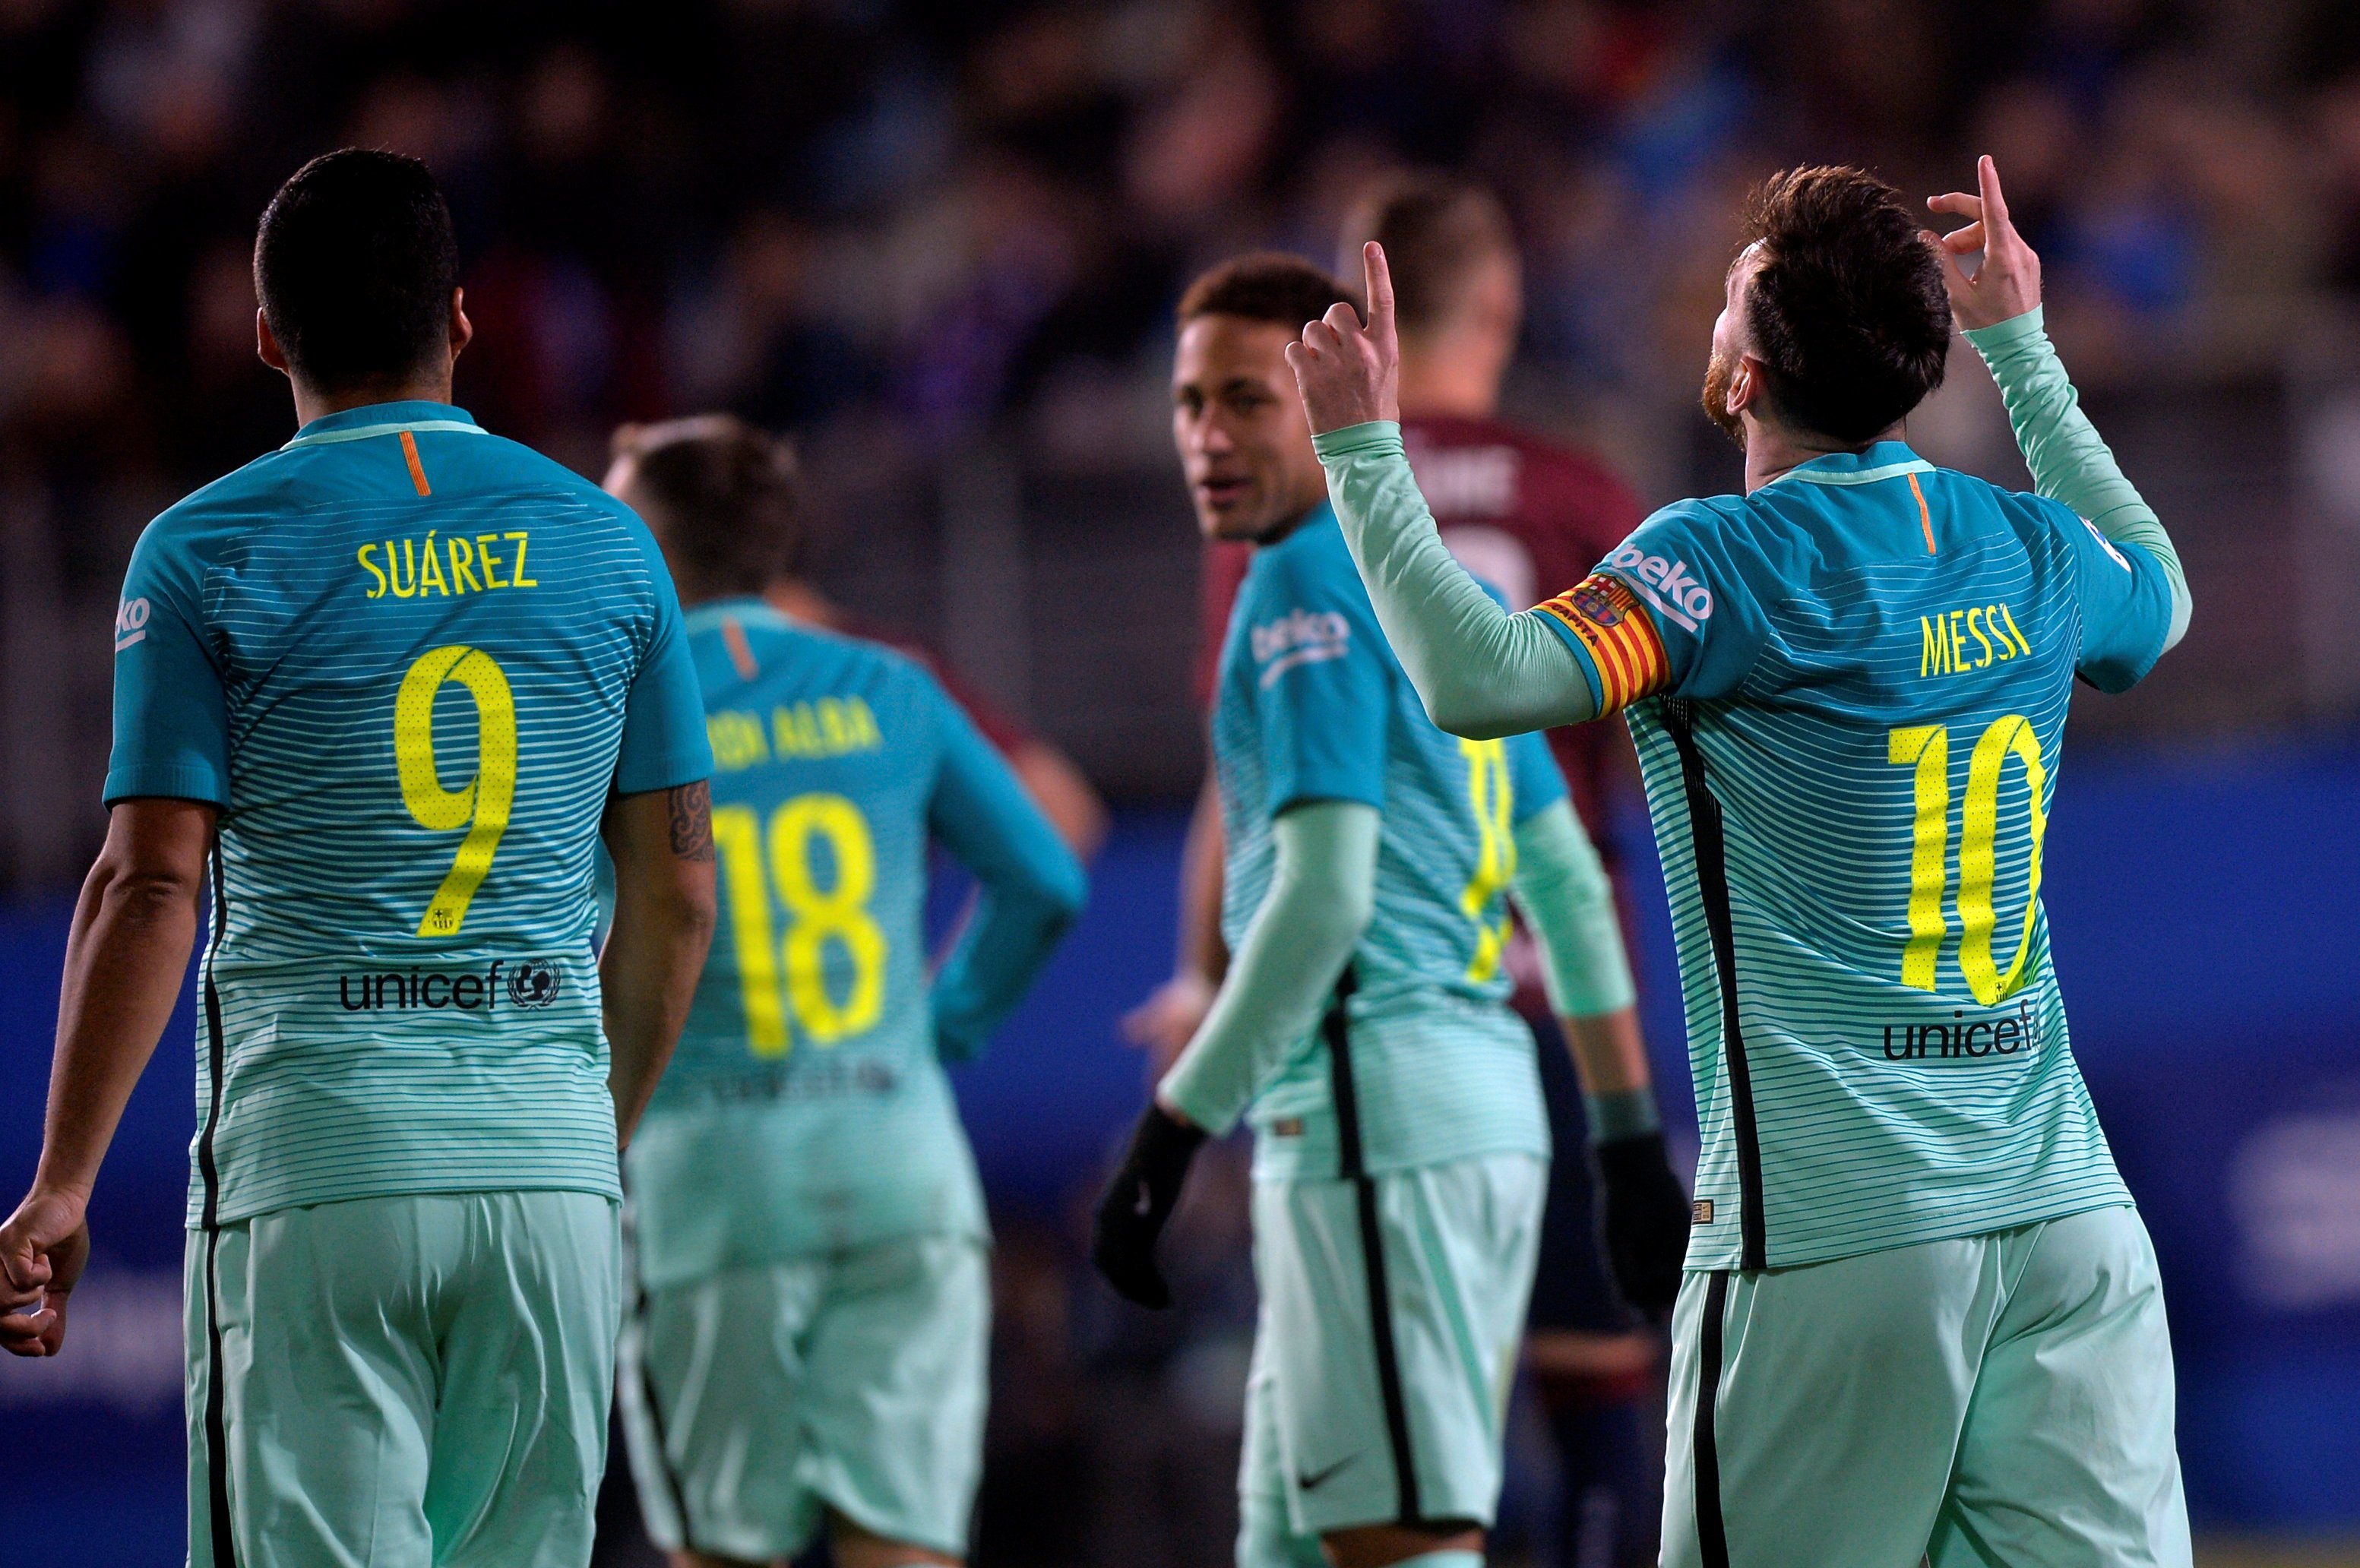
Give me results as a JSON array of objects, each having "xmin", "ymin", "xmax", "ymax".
[{"xmin": 713, "ymin": 795, "xmax": 890, "ymax": 1056}]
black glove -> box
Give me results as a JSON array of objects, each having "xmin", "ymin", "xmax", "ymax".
[
  {"xmin": 1091, "ymin": 1103, "xmax": 1207, "ymax": 1308},
  {"xmin": 1594, "ymin": 1131, "xmax": 1692, "ymax": 1316}
]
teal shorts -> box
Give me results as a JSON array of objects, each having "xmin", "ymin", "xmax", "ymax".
[
  {"xmin": 1238, "ymin": 1152, "xmax": 1545, "ymax": 1566},
  {"xmin": 618, "ymin": 1234, "xmax": 991, "ymax": 1561},
  {"xmin": 1665, "ymin": 1203, "xmax": 2191, "ymax": 1568},
  {"xmin": 184, "ymin": 1189, "xmax": 621, "ymax": 1568}
]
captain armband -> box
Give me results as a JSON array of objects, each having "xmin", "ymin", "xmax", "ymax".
[{"xmin": 1536, "ymin": 574, "xmax": 1672, "ymax": 717}]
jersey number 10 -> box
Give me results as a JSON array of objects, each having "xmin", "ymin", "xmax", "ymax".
[
  {"xmin": 713, "ymin": 795, "xmax": 890, "ymax": 1056},
  {"xmin": 1887, "ymin": 715, "xmax": 2050, "ymax": 1007}
]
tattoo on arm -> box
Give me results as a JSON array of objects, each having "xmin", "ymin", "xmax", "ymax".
[{"xmin": 666, "ymin": 780, "xmax": 714, "ymax": 862}]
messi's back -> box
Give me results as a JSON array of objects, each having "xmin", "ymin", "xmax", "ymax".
[
  {"xmin": 1553, "ymin": 441, "xmax": 2174, "ymax": 1269},
  {"xmin": 110, "ymin": 403, "xmax": 709, "ymax": 1223}
]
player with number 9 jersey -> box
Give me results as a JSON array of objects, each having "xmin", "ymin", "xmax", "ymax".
[{"xmin": 110, "ymin": 404, "xmax": 711, "ymax": 1224}]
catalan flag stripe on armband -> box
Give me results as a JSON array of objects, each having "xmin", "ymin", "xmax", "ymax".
[{"xmin": 1539, "ymin": 574, "xmax": 1671, "ymax": 716}]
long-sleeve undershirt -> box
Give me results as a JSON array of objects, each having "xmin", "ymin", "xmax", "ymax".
[{"xmin": 1963, "ymin": 306, "xmax": 2191, "ymax": 652}]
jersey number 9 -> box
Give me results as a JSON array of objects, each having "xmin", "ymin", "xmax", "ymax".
[
  {"xmin": 713, "ymin": 794, "xmax": 890, "ymax": 1056},
  {"xmin": 1888, "ymin": 715, "xmax": 2050, "ymax": 1006},
  {"xmin": 396, "ymin": 645, "xmax": 517, "ymax": 938}
]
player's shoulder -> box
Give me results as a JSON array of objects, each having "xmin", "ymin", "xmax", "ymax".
[
  {"xmin": 701, "ymin": 601, "xmax": 940, "ymax": 698},
  {"xmin": 1245, "ymin": 508, "xmax": 1366, "ymax": 605}
]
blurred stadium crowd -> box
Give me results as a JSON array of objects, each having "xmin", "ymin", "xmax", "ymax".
[{"xmin": 4, "ymin": 4, "xmax": 2360, "ymax": 876}]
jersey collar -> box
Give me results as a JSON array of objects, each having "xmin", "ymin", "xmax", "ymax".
[
  {"xmin": 682, "ymin": 595, "xmax": 788, "ymax": 635},
  {"xmin": 281, "ymin": 400, "xmax": 487, "ymax": 450},
  {"xmin": 1768, "ymin": 440, "xmax": 1933, "ymax": 488}
]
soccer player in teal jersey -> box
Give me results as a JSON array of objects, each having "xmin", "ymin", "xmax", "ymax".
[
  {"xmin": 0, "ymin": 152, "xmax": 718, "ymax": 1567},
  {"xmin": 601, "ymin": 417, "xmax": 1087, "ymax": 1568},
  {"xmin": 1287, "ymin": 161, "xmax": 2196, "ymax": 1566},
  {"xmin": 1092, "ymin": 256, "xmax": 1688, "ymax": 1568}
]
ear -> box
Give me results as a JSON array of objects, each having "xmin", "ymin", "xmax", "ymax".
[
  {"xmin": 1728, "ymin": 352, "xmax": 1767, "ymax": 419},
  {"xmin": 448, "ymin": 288, "xmax": 474, "ymax": 362},
  {"xmin": 255, "ymin": 309, "xmax": 289, "ymax": 376}
]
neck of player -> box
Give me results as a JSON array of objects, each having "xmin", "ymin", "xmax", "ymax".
[
  {"xmin": 287, "ymin": 367, "xmax": 457, "ymax": 429},
  {"xmin": 1395, "ymin": 333, "xmax": 1505, "ymax": 420},
  {"xmin": 1742, "ymin": 416, "xmax": 1906, "ymax": 495}
]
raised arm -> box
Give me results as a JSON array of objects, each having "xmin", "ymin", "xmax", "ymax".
[
  {"xmin": 1930, "ymin": 156, "xmax": 2191, "ymax": 653},
  {"xmin": 1287, "ymin": 244, "xmax": 1596, "ymax": 738},
  {"xmin": 600, "ymin": 781, "xmax": 717, "ymax": 1146},
  {"xmin": 0, "ymin": 798, "xmax": 216, "ymax": 1357}
]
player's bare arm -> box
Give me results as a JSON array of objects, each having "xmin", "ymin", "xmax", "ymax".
[
  {"xmin": 0, "ymin": 798, "xmax": 216, "ymax": 1357},
  {"xmin": 602, "ymin": 779, "xmax": 717, "ymax": 1146}
]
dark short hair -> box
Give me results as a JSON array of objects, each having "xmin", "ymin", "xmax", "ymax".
[
  {"xmin": 1740, "ymin": 166, "xmax": 1951, "ymax": 442},
  {"xmin": 254, "ymin": 150, "xmax": 459, "ymax": 390},
  {"xmin": 612, "ymin": 415, "xmax": 801, "ymax": 596},
  {"xmin": 1337, "ymin": 172, "xmax": 1516, "ymax": 332},
  {"xmin": 1177, "ymin": 253, "xmax": 1359, "ymax": 331}
]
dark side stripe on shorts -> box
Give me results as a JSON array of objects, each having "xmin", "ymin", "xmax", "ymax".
[
  {"xmin": 198, "ymin": 846, "xmax": 239, "ymax": 1568},
  {"xmin": 1321, "ymin": 965, "xmax": 1424, "ymax": 1525},
  {"xmin": 1662, "ymin": 700, "xmax": 1769, "ymax": 1272},
  {"xmin": 1692, "ymin": 1269, "xmax": 1733, "ymax": 1568},
  {"xmin": 625, "ymin": 1246, "xmax": 698, "ymax": 1551}
]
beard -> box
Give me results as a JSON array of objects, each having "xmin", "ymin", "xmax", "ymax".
[{"xmin": 1700, "ymin": 348, "xmax": 1746, "ymax": 449}]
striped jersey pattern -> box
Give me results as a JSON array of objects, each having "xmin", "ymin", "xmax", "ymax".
[
  {"xmin": 106, "ymin": 403, "xmax": 711, "ymax": 1228},
  {"xmin": 1540, "ymin": 444, "xmax": 2172, "ymax": 1269},
  {"xmin": 1214, "ymin": 510, "xmax": 1560, "ymax": 1181},
  {"xmin": 625, "ymin": 604, "xmax": 992, "ymax": 1285}
]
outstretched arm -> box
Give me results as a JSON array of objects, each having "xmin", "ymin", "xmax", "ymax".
[
  {"xmin": 1930, "ymin": 156, "xmax": 2191, "ymax": 653},
  {"xmin": 1288, "ymin": 245, "xmax": 1596, "ymax": 738},
  {"xmin": 0, "ymin": 798, "xmax": 216, "ymax": 1357}
]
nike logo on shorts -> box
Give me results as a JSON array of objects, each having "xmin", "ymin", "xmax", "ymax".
[{"xmin": 1296, "ymin": 1454, "xmax": 1357, "ymax": 1492}]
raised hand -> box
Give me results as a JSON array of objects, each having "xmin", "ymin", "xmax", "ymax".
[
  {"xmin": 1926, "ymin": 155, "xmax": 2042, "ymax": 332},
  {"xmin": 1285, "ymin": 241, "xmax": 1400, "ymax": 435},
  {"xmin": 0, "ymin": 1188, "xmax": 90, "ymax": 1357}
]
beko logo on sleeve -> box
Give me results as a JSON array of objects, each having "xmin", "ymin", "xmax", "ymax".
[
  {"xmin": 1251, "ymin": 609, "xmax": 1350, "ymax": 688},
  {"xmin": 1605, "ymin": 543, "xmax": 1714, "ymax": 632},
  {"xmin": 114, "ymin": 596, "xmax": 151, "ymax": 653}
]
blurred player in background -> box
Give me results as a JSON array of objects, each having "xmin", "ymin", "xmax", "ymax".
[
  {"xmin": 1340, "ymin": 173, "xmax": 1668, "ymax": 1567},
  {"xmin": 605, "ymin": 416, "xmax": 1087, "ymax": 1568},
  {"xmin": 0, "ymin": 150, "xmax": 718, "ymax": 1566},
  {"xmin": 1289, "ymin": 160, "xmax": 2194, "ymax": 1566},
  {"xmin": 1093, "ymin": 255, "xmax": 1688, "ymax": 1568},
  {"xmin": 1128, "ymin": 177, "xmax": 1669, "ymax": 1563},
  {"xmin": 762, "ymin": 528, "xmax": 1106, "ymax": 862}
]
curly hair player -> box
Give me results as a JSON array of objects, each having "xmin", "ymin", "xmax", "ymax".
[{"xmin": 1286, "ymin": 158, "xmax": 2194, "ymax": 1567}]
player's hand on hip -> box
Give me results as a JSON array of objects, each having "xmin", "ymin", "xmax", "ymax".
[
  {"xmin": 1925, "ymin": 155, "xmax": 2042, "ymax": 332},
  {"xmin": 1593, "ymin": 1133, "xmax": 1691, "ymax": 1317},
  {"xmin": 1090, "ymin": 1101, "xmax": 1207, "ymax": 1308},
  {"xmin": 0, "ymin": 1188, "xmax": 91, "ymax": 1357},
  {"xmin": 1286, "ymin": 241, "xmax": 1402, "ymax": 436}
]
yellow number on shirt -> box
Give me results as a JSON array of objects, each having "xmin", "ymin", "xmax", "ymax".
[
  {"xmin": 713, "ymin": 792, "xmax": 890, "ymax": 1055},
  {"xmin": 713, "ymin": 805, "xmax": 789, "ymax": 1055},
  {"xmin": 1459, "ymin": 738, "xmax": 1517, "ymax": 983},
  {"xmin": 1887, "ymin": 715, "xmax": 2050, "ymax": 1005},
  {"xmin": 396, "ymin": 645, "xmax": 517, "ymax": 937}
]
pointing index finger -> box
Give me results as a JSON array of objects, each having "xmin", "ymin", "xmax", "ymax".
[
  {"xmin": 1977, "ymin": 154, "xmax": 2010, "ymax": 234},
  {"xmin": 1362, "ymin": 241, "xmax": 1395, "ymax": 339}
]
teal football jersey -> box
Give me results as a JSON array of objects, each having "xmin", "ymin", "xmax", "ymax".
[
  {"xmin": 625, "ymin": 601, "xmax": 1083, "ymax": 1287},
  {"xmin": 1536, "ymin": 441, "xmax": 2175, "ymax": 1269},
  {"xmin": 1214, "ymin": 507, "xmax": 1562, "ymax": 1181},
  {"xmin": 105, "ymin": 403, "xmax": 713, "ymax": 1229}
]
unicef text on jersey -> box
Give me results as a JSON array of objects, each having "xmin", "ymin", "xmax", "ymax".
[{"xmin": 336, "ymin": 956, "xmax": 565, "ymax": 1013}]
